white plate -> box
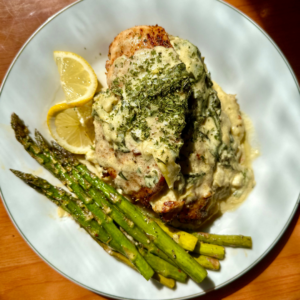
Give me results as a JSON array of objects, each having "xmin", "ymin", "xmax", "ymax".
[{"xmin": 0, "ymin": 0, "xmax": 300, "ymax": 299}]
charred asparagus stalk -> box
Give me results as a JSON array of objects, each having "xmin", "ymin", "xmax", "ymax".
[
  {"xmin": 10, "ymin": 169, "xmax": 125, "ymax": 252},
  {"xmin": 138, "ymin": 248, "xmax": 187, "ymax": 283},
  {"xmin": 192, "ymin": 232, "xmax": 252, "ymax": 248},
  {"xmin": 74, "ymin": 165, "xmax": 207, "ymax": 283},
  {"xmin": 46, "ymin": 162, "xmax": 184, "ymax": 281},
  {"xmin": 11, "ymin": 170, "xmax": 181, "ymax": 286},
  {"xmin": 11, "ymin": 114, "xmax": 154, "ymax": 281}
]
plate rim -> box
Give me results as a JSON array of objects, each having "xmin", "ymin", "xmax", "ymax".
[{"xmin": 0, "ymin": 0, "xmax": 299, "ymax": 299}]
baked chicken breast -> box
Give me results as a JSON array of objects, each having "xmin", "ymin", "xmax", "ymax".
[{"xmin": 91, "ymin": 25, "xmax": 254, "ymax": 229}]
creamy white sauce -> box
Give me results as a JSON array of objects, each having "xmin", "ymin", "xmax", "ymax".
[
  {"xmin": 212, "ymin": 82, "xmax": 256, "ymax": 212},
  {"xmin": 219, "ymin": 112, "xmax": 258, "ymax": 213}
]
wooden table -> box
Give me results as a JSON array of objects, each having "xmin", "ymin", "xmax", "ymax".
[{"xmin": 1, "ymin": 0, "xmax": 300, "ymax": 299}]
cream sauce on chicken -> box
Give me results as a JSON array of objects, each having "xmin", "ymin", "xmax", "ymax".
[
  {"xmin": 89, "ymin": 32, "xmax": 256, "ymax": 228},
  {"xmin": 93, "ymin": 46, "xmax": 190, "ymax": 189}
]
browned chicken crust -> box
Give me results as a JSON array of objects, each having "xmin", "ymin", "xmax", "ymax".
[
  {"xmin": 131, "ymin": 176, "xmax": 166, "ymax": 208},
  {"xmin": 105, "ymin": 25, "xmax": 172, "ymax": 73}
]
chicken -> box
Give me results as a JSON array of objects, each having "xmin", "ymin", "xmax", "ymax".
[{"xmin": 91, "ymin": 26, "xmax": 253, "ymax": 230}]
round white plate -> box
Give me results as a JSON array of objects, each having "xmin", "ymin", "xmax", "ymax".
[{"xmin": 0, "ymin": 0, "xmax": 300, "ymax": 299}]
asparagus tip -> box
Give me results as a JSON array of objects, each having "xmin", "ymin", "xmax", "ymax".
[
  {"xmin": 10, "ymin": 168, "xmax": 19, "ymax": 176},
  {"xmin": 11, "ymin": 113, "xmax": 29, "ymax": 141},
  {"xmin": 51, "ymin": 140, "xmax": 79, "ymax": 165},
  {"xmin": 34, "ymin": 129, "xmax": 49, "ymax": 149}
]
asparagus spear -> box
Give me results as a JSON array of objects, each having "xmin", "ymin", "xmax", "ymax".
[
  {"xmin": 193, "ymin": 242, "xmax": 225, "ymax": 260},
  {"xmin": 74, "ymin": 165, "xmax": 207, "ymax": 283},
  {"xmin": 11, "ymin": 114, "xmax": 154, "ymax": 281},
  {"xmin": 192, "ymin": 232, "xmax": 252, "ymax": 248},
  {"xmin": 10, "ymin": 170, "xmax": 125, "ymax": 255},
  {"xmin": 11, "ymin": 170, "xmax": 174, "ymax": 288},
  {"xmin": 138, "ymin": 247, "xmax": 187, "ymax": 283},
  {"xmin": 75, "ymin": 182, "xmax": 184, "ymax": 282},
  {"xmin": 50, "ymin": 141, "xmax": 177, "ymax": 267}
]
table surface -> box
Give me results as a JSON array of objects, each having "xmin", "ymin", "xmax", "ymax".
[{"xmin": 1, "ymin": 0, "xmax": 300, "ymax": 299}]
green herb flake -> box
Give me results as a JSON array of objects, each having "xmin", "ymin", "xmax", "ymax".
[
  {"xmin": 118, "ymin": 172, "xmax": 128, "ymax": 181},
  {"xmin": 156, "ymin": 158, "xmax": 166, "ymax": 165}
]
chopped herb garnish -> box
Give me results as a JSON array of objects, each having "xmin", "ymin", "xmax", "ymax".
[
  {"xmin": 118, "ymin": 172, "xmax": 128, "ymax": 181},
  {"xmin": 156, "ymin": 158, "xmax": 166, "ymax": 165},
  {"xmin": 184, "ymin": 172, "xmax": 206, "ymax": 184}
]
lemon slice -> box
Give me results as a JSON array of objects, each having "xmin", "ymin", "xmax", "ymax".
[
  {"xmin": 47, "ymin": 101, "xmax": 95, "ymax": 154},
  {"xmin": 53, "ymin": 51, "xmax": 98, "ymax": 105},
  {"xmin": 48, "ymin": 51, "xmax": 98, "ymax": 153}
]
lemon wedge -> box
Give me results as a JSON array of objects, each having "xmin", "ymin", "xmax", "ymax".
[
  {"xmin": 47, "ymin": 101, "xmax": 95, "ymax": 154},
  {"xmin": 53, "ymin": 51, "xmax": 98, "ymax": 105},
  {"xmin": 48, "ymin": 51, "xmax": 98, "ymax": 154}
]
